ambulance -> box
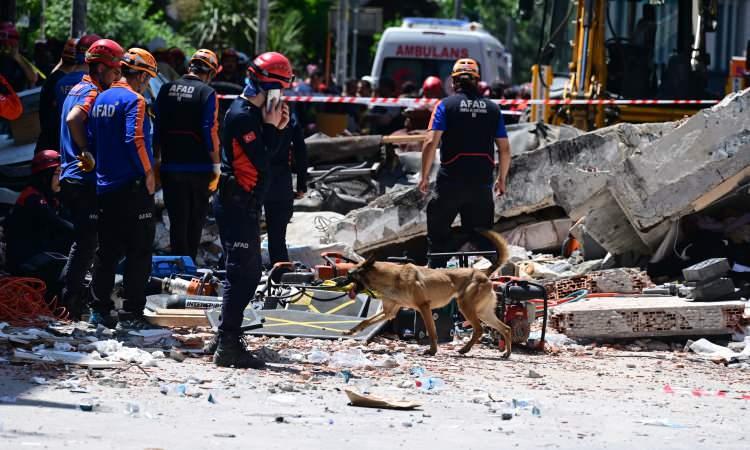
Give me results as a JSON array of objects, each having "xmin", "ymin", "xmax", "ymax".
[{"xmin": 370, "ymin": 18, "xmax": 512, "ymax": 93}]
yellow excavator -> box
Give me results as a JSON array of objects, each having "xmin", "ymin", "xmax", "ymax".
[{"xmin": 525, "ymin": 0, "xmax": 737, "ymax": 130}]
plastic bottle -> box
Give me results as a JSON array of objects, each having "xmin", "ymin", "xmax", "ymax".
[
  {"xmin": 446, "ymin": 257, "xmax": 459, "ymax": 269},
  {"xmin": 415, "ymin": 377, "xmax": 445, "ymax": 391}
]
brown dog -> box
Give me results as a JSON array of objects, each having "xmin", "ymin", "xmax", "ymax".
[{"xmin": 343, "ymin": 230, "xmax": 513, "ymax": 358}]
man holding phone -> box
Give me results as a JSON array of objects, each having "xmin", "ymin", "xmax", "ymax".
[{"xmin": 212, "ymin": 52, "xmax": 291, "ymax": 369}]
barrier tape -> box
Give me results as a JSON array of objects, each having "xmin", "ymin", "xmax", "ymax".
[{"xmin": 215, "ymin": 94, "xmax": 719, "ymax": 109}]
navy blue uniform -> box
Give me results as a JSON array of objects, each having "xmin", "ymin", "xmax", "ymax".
[
  {"xmin": 88, "ymin": 80, "xmax": 155, "ymax": 320},
  {"xmin": 215, "ymin": 96, "xmax": 281, "ymax": 335},
  {"xmin": 426, "ymin": 90, "xmax": 507, "ymax": 267},
  {"xmin": 58, "ymin": 73, "xmax": 101, "ymax": 312},
  {"xmin": 264, "ymin": 115, "xmax": 307, "ymax": 264},
  {"xmin": 155, "ymin": 74, "xmax": 220, "ymax": 260}
]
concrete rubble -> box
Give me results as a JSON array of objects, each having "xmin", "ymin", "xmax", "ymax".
[{"xmin": 325, "ymin": 88, "xmax": 750, "ymax": 260}]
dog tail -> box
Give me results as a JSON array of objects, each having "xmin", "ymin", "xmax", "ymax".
[{"xmin": 478, "ymin": 229, "xmax": 509, "ymax": 277}]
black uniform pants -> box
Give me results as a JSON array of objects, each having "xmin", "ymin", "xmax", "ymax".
[
  {"xmin": 426, "ymin": 183, "xmax": 494, "ymax": 268},
  {"xmin": 90, "ymin": 179, "xmax": 155, "ymax": 318},
  {"xmin": 214, "ymin": 177, "xmax": 262, "ymax": 335},
  {"xmin": 162, "ymin": 172, "xmax": 212, "ymax": 261},
  {"xmin": 264, "ymin": 197, "xmax": 294, "ymax": 264},
  {"xmin": 59, "ymin": 180, "xmax": 98, "ymax": 312}
]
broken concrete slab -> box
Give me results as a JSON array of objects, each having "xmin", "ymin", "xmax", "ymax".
[
  {"xmin": 549, "ymin": 296, "xmax": 746, "ymax": 339},
  {"xmin": 326, "ymin": 186, "xmax": 429, "ymax": 253},
  {"xmin": 503, "ymin": 218, "xmax": 571, "ymax": 252},
  {"xmin": 551, "ymin": 88, "xmax": 750, "ymax": 256},
  {"xmin": 305, "ymin": 135, "xmax": 383, "ymax": 165}
]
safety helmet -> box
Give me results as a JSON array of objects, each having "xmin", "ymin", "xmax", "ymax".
[
  {"xmin": 61, "ymin": 38, "xmax": 78, "ymax": 64},
  {"xmin": 422, "ymin": 76, "xmax": 443, "ymax": 97},
  {"xmin": 85, "ymin": 39, "xmax": 124, "ymax": 68},
  {"xmin": 222, "ymin": 48, "xmax": 239, "ymax": 60},
  {"xmin": 189, "ymin": 49, "xmax": 221, "ymax": 75},
  {"xmin": 247, "ymin": 52, "xmax": 294, "ymax": 89},
  {"xmin": 451, "ymin": 58, "xmax": 480, "ymax": 79},
  {"xmin": 0, "ymin": 22, "xmax": 19, "ymax": 46},
  {"xmin": 122, "ymin": 48, "xmax": 158, "ymax": 78},
  {"xmin": 31, "ymin": 150, "xmax": 61, "ymax": 175}
]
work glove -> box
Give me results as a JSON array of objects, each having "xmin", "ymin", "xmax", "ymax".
[
  {"xmin": 209, "ymin": 163, "xmax": 221, "ymax": 192},
  {"xmin": 76, "ymin": 151, "xmax": 95, "ymax": 172}
]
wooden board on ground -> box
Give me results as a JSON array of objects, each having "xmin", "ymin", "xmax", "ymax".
[{"xmin": 144, "ymin": 308, "xmax": 210, "ymax": 328}]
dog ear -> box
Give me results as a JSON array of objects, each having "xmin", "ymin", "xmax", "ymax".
[{"xmin": 361, "ymin": 253, "xmax": 377, "ymax": 269}]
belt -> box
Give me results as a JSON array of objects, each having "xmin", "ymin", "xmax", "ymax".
[{"xmin": 441, "ymin": 152, "xmax": 495, "ymax": 166}]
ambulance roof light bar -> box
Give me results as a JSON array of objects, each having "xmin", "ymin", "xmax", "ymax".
[{"xmin": 402, "ymin": 17, "xmax": 484, "ymax": 31}]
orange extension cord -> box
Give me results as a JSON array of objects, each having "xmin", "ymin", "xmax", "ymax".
[{"xmin": 0, "ymin": 276, "xmax": 68, "ymax": 326}]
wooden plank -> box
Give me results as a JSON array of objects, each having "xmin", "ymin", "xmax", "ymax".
[
  {"xmin": 144, "ymin": 310, "xmax": 209, "ymax": 328},
  {"xmin": 691, "ymin": 166, "xmax": 750, "ymax": 212},
  {"xmin": 381, "ymin": 134, "xmax": 427, "ymax": 144},
  {"xmin": 152, "ymin": 308, "xmax": 210, "ymax": 316}
]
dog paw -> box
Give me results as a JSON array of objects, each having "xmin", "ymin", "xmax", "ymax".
[
  {"xmin": 502, "ymin": 352, "xmax": 511, "ymax": 360},
  {"xmin": 423, "ymin": 349, "xmax": 437, "ymax": 356},
  {"xmin": 457, "ymin": 347, "xmax": 470, "ymax": 355}
]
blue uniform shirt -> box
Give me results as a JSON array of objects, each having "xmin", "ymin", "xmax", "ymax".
[
  {"xmin": 88, "ymin": 80, "xmax": 154, "ymax": 195},
  {"xmin": 59, "ymin": 74, "xmax": 100, "ymax": 183}
]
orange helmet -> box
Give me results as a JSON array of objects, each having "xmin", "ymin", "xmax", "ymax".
[
  {"xmin": 189, "ymin": 49, "xmax": 221, "ymax": 75},
  {"xmin": 451, "ymin": 58, "xmax": 480, "ymax": 79},
  {"xmin": 122, "ymin": 48, "xmax": 158, "ymax": 78},
  {"xmin": 85, "ymin": 39, "xmax": 124, "ymax": 68}
]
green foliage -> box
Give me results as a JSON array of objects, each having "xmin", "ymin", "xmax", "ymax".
[
  {"xmin": 436, "ymin": 0, "xmax": 555, "ymax": 83},
  {"xmin": 189, "ymin": 0, "xmax": 256, "ymax": 51},
  {"xmin": 267, "ymin": 9, "xmax": 305, "ymax": 64},
  {"xmin": 16, "ymin": 0, "xmax": 187, "ymax": 50}
]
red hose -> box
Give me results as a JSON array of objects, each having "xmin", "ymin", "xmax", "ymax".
[{"xmin": 0, "ymin": 277, "xmax": 68, "ymax": 326}]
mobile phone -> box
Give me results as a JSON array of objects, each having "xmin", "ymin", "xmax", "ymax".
[{"xmin": 266, "ymin": 89, "xmax": 282, "ymax": 112}]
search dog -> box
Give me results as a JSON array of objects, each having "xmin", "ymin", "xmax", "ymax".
[{"xmin": 343, "ymin": 230, "xmax": 512, "ymax": 358}]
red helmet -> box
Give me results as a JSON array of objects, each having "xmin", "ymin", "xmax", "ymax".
[
  {"xmin": 247, "ymin": 52, "xmax": 294, "ymax": 89},
  {"xmin": 85, "ymin": 39, "xmax": 124, "ymax": 68},
  {"xmin": 76, "ymin": 34, "xmax": 101, "ymax": 56},
  {"xmin": 422, "ymin": 76, "xmax": 443, "ymax": 98},
  {"xmin": 32, "ymin": 150, "xmax": 61, "ymax": 175},
  {"xmin": 221, "ymin": 48, "xmax": 238, "ymax": 61},
  {"xmin": 61, "ymin": 38, "xmax": 78, "ymax": 64},
  {"xmin": 0, "ymin": 22, "xmax": 19, "ymax": 46}
]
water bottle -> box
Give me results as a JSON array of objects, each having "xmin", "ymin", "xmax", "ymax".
[
  {"xmin": 446, "ymin": 257, "xmax": 459, "ymax": 269},
  {"xmin": 415, "ymin": 377, "xmax": 445, "ymax": 391}
]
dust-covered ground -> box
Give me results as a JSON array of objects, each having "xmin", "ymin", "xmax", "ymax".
[{"xmin": 1, "ymin": 335, "xmax": 748, "ymax": 450}]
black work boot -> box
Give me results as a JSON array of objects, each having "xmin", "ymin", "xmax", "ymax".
[{"xmin": 213, "ymin": 333, "xmax": 266, "ymax": 369}]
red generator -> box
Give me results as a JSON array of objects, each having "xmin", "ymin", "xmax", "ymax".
[{"xmin": 492, "ymin": 277, "xmax": 548, "ymax": 350}]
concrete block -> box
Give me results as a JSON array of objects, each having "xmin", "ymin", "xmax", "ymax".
[
  {"xmin": 682, "ymin": 258, "xmax": 731, "ymax": 282},
  {"xmin": 689, "ymin": 277, "xmax": 737, "ymax": 301}
]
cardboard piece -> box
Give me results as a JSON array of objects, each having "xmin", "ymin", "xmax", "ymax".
[{"xmin": 344, "ymin": 389, "xmax": 421, "ymax": 410}]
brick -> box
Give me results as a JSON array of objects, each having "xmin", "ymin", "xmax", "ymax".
[
  {"xmin": 549, "ymin": 296, "xmax": 745, "ymax": 339},
  {"xmin": 682, "ymin": 258, "xmax": 731, "ymax": 282}
]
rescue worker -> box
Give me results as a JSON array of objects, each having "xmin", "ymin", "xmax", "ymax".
[
  {"xmin": 59, "ymin": 38, "xmax": 123, "ymax": 320},
  {"xmin": 418, "ymin": 58, "xmax": 510, "ymax": 268},
  {"xmin": 0, "ymin": 22, "xmax": 37, "ymax": 91},
  {"xmin": 54, "ymin": 34, "xmax": 102, "ymax": 117},
  {"xmin": 215, "ymin": 48, "xmax": 245, "ymax": 86},
  {"xmin": 0, "ymin": 73, "xmax": 22, "ymax": 120},
  {"xmin": 213, "ymin": 51, "xmax": 291, "ymax": 368},
  {"xmin": 264, "ymin": 112, "xmax": 307, "ymax": 267},
  {"xmin": 4, "ymin": 150, "xmax": 73, "ymax": 301},
  {"xmin": 88, "ymin": 48, "xmax": 158, "ymax": 330},
  {"xmin": 154, "ymin": 49, "xmax": 222, "ymax": 261},
  {"xmin": 36, "ymin": 37, "xmax": 77, "ymax": 152},
  {"xmin": 421, "ymin": 76, "xmax": 445, "ymax": 99}
]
